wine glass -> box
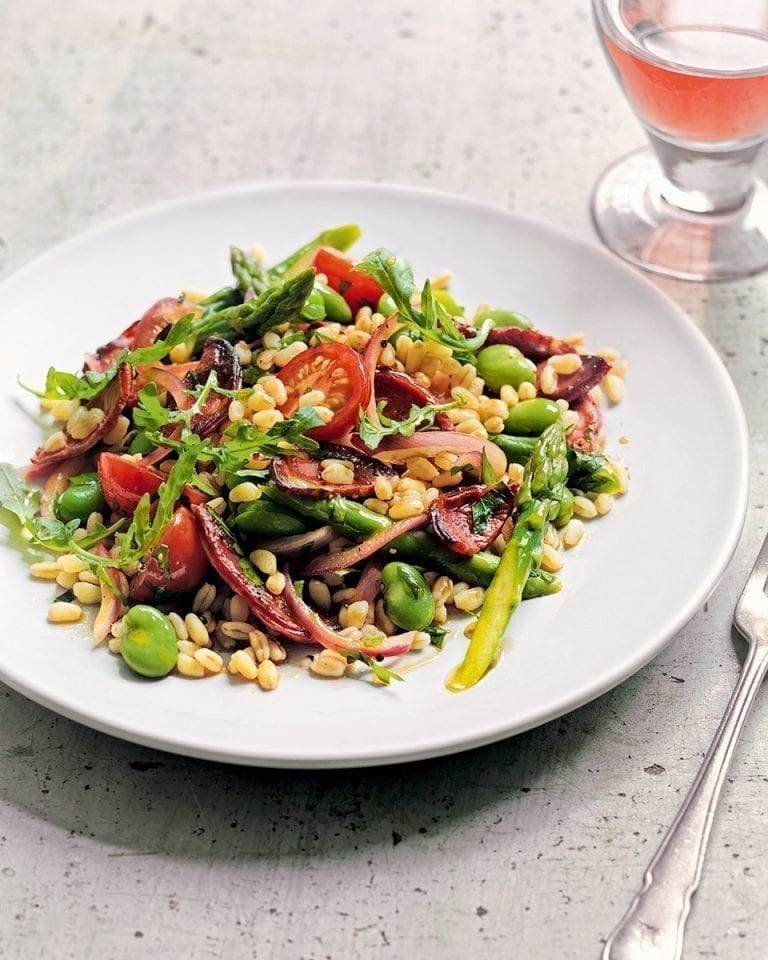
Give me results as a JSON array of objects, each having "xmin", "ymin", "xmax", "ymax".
[{"xmin": 591, "ymin": 0, "xmax": 768, "ymax": 281}]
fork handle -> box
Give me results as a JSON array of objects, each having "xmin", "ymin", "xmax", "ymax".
[{"xmin": 603, "ymin": 640, "xmax": 768, "ymax": 960}]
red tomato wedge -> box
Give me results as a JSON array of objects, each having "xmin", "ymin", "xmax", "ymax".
[
  {"xmin": 98, "ymin": 452, "xmax": 164, "ymax": 515},
  {"xmin": 312, "ymin": 248, "xmax": 383, "ymax": 313},
  {"xmin": 129, "ymin": 506, "xmax": 209, "ymax": 600},
  {"xmin": 98, "ymin": 452, "xmax": 209, "ymax": 515},
  {"xmin": 276, "ymin": 343, "xmax": 370, "ymax": 442},
  {"xmin": 132, "ymin": 297, "xmax": 202, "ymax": 349}
]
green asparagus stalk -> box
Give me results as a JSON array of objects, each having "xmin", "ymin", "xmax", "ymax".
[
  {"xmin": 198, "ymin": 285, "xmax": 242, "ymax": 314},
  {"xmin": 447, "ymin": 423, "xmax": 569, "ymax": 691},
  {"xmin": 230, "ymin": 246, "xmax": 268, "ymax": 296},
  {"xmin": 492, "ymin": 433, "xmax": 622, "ymax": 494},
  {"xmin": 269, "ymin": 224, "xmax": 361, "ymax": 280},
  {"xmin": 262, "ymin": 486, "xmax": 560, "ymax": 597},
  {"xmin": 189, "ymin": 269, "xmax": 315, "ymax": 353}
]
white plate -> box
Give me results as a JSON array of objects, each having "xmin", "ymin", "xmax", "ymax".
[{"xmin": 0, "ymin": 183, "xmax": 748, "ymax": 768}]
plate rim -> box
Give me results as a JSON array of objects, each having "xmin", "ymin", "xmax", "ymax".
[{"xmin": 0, "ymin": 180, "xmax": 750, "ymax": 768}]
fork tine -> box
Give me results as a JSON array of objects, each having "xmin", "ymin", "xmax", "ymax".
[{"xmin": 734, "ymin": 530, "xmax": 768, "ymax": 636}]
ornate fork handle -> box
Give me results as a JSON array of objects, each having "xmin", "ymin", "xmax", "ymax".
[{"xmin": 603, "ymin": 638, "xmax": 768, "ymax": 960}]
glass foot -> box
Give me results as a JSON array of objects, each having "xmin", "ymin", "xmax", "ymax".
[{"xmin": 591, "ymin": 149, "xmax": 768, "ymax": 282}]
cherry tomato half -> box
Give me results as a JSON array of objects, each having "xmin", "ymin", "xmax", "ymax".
[
  {"xmin": 98, "ymin": 452, "xmax": 164, "ymax": 515},
  {"xmin": 132, "ymin": 297, "xmax": 202, "ymax": 349},
  {"xmin": 129, "ymin": 506, "xmax": 209, "ymax": 600},
  {"xmin": 98, "ymin": 452, "xmax": 209, "ymax": 514},
  {"xmin": 312, "ymin": 248, "xmax": 384, "ymax": 314},
  {"xmin": 276, "ymin": 342, "xmax": 371, "ymax": 441}
]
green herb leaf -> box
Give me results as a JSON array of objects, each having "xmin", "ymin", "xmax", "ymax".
[
  {"xmin": 125, "ymin": 313, "xmax": 196, "ymax": 366},
  {"xmin": 215, "ymin": 406, "xmax": 323, "ymax": 472},
  {"xmin": 24, "ymin": 314, "xmax": 197, "ymax": 403},
  {"xmin": 480, "ymin": 450, "xmax": 496, "ymax": 487},
  {"xmin": 32, "ymin": 517, "xmax": 80, "ymax": 549},
  {"xmin": 356, "ymin": 248, "xmax": 416, "ymax": 318},
  {"xmin": 113, "ymin": 443, "xmax": 201, "ymax": 566},
  {"xmin": 346, "ymin": 651, "xmax": 404, "ymax": 686},
  {"xmin": 357, "ymin": 398, "xmax": 460, "ymax": 450},
  {"xmin": 132, "ymin": 382, "xmax": 172, "ymax": 432},
  {"xmin": 0, "ymin": 462, "xmax": 40, "ymax": 527},
  {"xmin": 470, "ymin": 488, "xmax": 506, "ymax": 535},
  {"xmin": 356, "ymin": 249, "xmax": 488, "ymax": 362},
  {"xmin": 426, "ymin": 624, "xmax": 448, "ymax": 649}
]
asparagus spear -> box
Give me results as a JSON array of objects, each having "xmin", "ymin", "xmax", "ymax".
[
  {"xmin": 262, "ymin": 486, "xmax": 560, "ymax": 597},
  {"xmin": 230, "ymin": 246, "xmax": 268, "ymax": 297},
  {"xmin": 268, "ymin": 224, "xmax": 361, "ymax": 280},
  {"xmin": 189, "ymin": 269, "xmax": 315, "ymax": 353},
  {"xmin": 447, "ymin": 423, "xmax": 569, "ymax": 691},
  {"xmin": 198, "ymin": 285, "xmax": 241, "ymax": 314},
  {"xmin": 492, "ymin": 433, "xmax": 622, "ymax": 493}
]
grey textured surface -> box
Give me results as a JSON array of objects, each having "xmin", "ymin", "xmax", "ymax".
[{"xmin": 1, "ymin": 2, "xmax": 768, "ymax": 958}]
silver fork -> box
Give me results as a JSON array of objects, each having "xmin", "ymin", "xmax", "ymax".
[{"xmin": 603, "ymin": 531, "xmax": 768, "ymax": 960}]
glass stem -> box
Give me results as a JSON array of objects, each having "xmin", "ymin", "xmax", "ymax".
[{"xmin": 646, "ymin": 131, "xmax": 764, "ymax": 215}]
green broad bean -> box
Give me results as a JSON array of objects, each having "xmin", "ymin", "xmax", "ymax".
[
  {"xmin": 56, "ymin": 473, "xmax": 106, "ymax": 523},
  {"xmin": 475, "ymin": 309, "xmax": 532, "ymax": 329},
  {"xmin": 503, "ymin": 398, "xmax": 562, "ymax": 435},
  {"xmin": 377, "ymin": 293, "xmax": 398, "ymax": 317},
  {"xmin": 381, "ymin": 561, "xmax": 435, "ymax": 631},
  {"xmin": 234, "ymin": 501, "xmax": 308, "ymax": 537},
  {"xmin": 476, "ymin": 344, "xmax": 537, "ymax": 392},
  {"xmin": 300, "ymin": 288, "xmax": 326, "ymax": 321},
  {"xmin": 121, "ymin": 605, "xmax": 178, "ymax": 678},
  {"xmin": 316, "ymin": 280, "xmax": 352, "ymax": 323}
]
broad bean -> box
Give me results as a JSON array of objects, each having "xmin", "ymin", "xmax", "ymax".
[
  {"xmin": 477, "ymin": 344, "xmax": 537, "ymax": 392},
  {"xmin": 121, "ymin": 604, "xmax": 178, "ymax": 678},
  {"xmin": 56, "ymin": 473, "xmax": 106, "ymax": 523},
  {"xmin": 503, "ymin": 398, "xmax": 562, "ymax": 435},
  {"xmin": 381, "ymin": 561, "xmax": 435, "ymax": 631}
]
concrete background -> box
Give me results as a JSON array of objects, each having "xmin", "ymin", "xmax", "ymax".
[{"xmin": 1, "ymin": 1, "xmax": 767, "ymax": 957}]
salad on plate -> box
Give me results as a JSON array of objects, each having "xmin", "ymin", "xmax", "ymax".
[{"xmin": 0, "ymin": 225, "xmax": 628, "ymax": 692}]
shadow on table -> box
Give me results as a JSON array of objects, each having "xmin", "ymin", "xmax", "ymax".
[{"xmin": 0, "ymin": 666, "xmax": 650, "ymax": 864}]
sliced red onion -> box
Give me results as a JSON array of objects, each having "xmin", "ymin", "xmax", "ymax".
[
  {"xmin": 258, "ymin": 525, "xmax": 336, "ymax": 558},
  {"xmin": 374, "ymin": 430, "xmax": 507, "ymax": 480},
  {"xmin": 282, "ymin": 569, "xmax": 414, "ymax": 658},
  {"xmin": 93, "ymin": 545, "xmax": 127, "ymax": 646},
  {"xmin": 303, "ymin": 512, "xmax": 428, "ymax": 576},
  {"xmin": 142, "ymin": 366, "xmax": 191, "ymax": 410},
  {"xmin": 351, "ymin": 558, "xmax": 383, "ymax": 607},
  {"xmin": 362, "ymin": 312, "xmax": 401, "ymax": 422}
]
